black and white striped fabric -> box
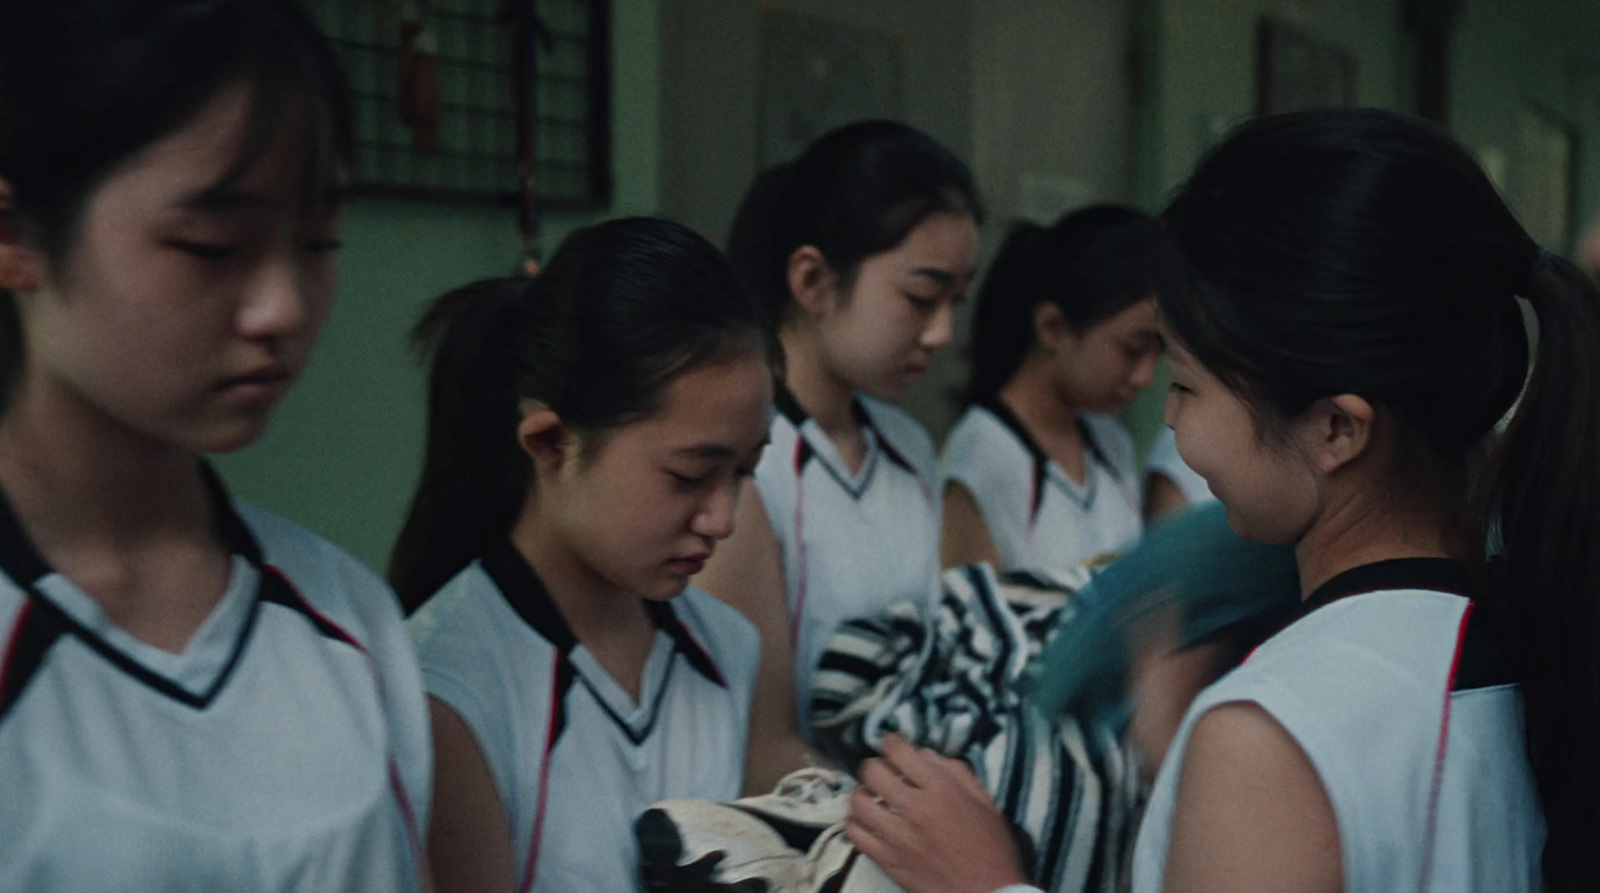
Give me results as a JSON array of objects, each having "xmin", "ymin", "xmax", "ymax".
[{"xmin": 810, "ymin": 562, "xmax": 1141, "ymax": 893}]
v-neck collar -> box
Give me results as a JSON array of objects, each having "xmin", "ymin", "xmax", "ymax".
[
  {"xmin": 980, "ymin": 400, "xmax": 1117, "ymax": 513},
  {"xmin": 479, "ymin": 540, "xmax": 725, "ymax": 689},
  {"xmin": 776, "ymin": 381, "xmax": 920, "ymax": 500},
  {"xmin": 0, "ymin": 464, "xmax": 284, "ymax": 714}
]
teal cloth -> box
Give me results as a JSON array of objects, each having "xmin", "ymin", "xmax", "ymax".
[{"xmin": 1024, "ymin": 501, "xmax": 1300, "ymax": 719}]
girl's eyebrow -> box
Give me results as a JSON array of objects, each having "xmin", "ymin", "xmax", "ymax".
[
  {"xmin": 174, "ymin": 185, "xmax": 350, "ymax": 214},
  {"xmin": 173, "ymin": 189, "xmax": 281, "ymax": 212},
  {"xmin": 908, "ymin": 266, "xmax": 977, "ymax": 285},
  {"xmin": 673, "ymin": 444, "xmax": 736, "ymax": 460},
  {"xmin": 674, "ymin": 436, "xmax": 771, "ymax": 460}
]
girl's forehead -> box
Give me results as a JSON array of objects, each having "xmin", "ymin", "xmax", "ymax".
[
  {"xmin": 862, "ymin": 212, "xmax": 977, "ymax": 277},
  {"xmin": 1155, "ymin": 317, "xmax": 1182, "ymax": 349},
  {"xmin": 1159, "ymin": 332, "xmax": 1205, "ymax": 374},
  {"xmin": 121, "ymin": 83, "xmax": 344, "ymax": 215},
  {"xmin": 904, "ymin": 213, "xmax": 979, "ymax": 263},
  {"xmin": 1100, "ymin": 297, "xmax": 1160, "ymax": 331}
]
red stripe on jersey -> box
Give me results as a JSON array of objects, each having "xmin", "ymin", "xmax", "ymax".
[
  {"xmin": 669, "ymin": 618, "xmax": 726, "ymax": 688},
  {"xmin": 266, "ymin": 565, "xmax": 368, "ymax": 655},
  {"xmin": 877, "ymin": 433, "xmax": 931, "ymax": 504},
  {"xmin": 388, "ymin": 757, "xmax": 425, "ymax": 869},
  {"xmin": 0, "ymin": 600, "xmax": 35, "ymax": 702},
  {"xmin": 790, "ymin": 439, "xmax": 809, "ymax": 650},
  {"xmin": 1027, "ymin": 456, "xmax": 1045, "ymax": 533},
  {"xmin": 267, "ymin": 564, "xmax": 426, "ymax": 866}
]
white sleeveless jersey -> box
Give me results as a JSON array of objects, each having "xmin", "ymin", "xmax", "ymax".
[
  {"xmin": 0, "ymin": 475, "xmax": 431, "ymax": 893},
  {"xmin": 941, "ymin": 403, "xmax": 1141, "ymax": 573},
  {"xmin": 1133, "ymin": 559, "xmax": 1543, "ymax": 893},
  {"xmin": 756, "ymin": 387, "xmax": 941, "ymax": 737},
  {"xmin": 409, "ymin": 542, "xmax": 759, "ymax": 893},
  {"xmin": 1143, "ymin": 426, "xmax": 1213, "ymax": 506}
]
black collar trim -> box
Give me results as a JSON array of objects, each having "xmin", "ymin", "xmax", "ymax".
[
  {"xmin": 980, "ymin": 400, "xmax": 1121, "ymax": 485},
  {"xmin": 574, "ymin": 658, "xmax": 680, "ymax": 746},
  {"xmin": 981, "ymin": 399, "xmax": 1048, "ymax": 468},
  {"xmin": 774, "ymin": 380, "xmax": 809, "ymax": 426},
  {"xmin": 796, "ymin": 441, "xmax": 883, "ymax": 501},
  {"xmin": 645, "ymin": 598, "xmax": 726, "ymax": 687},
  {"xmin": 480, "ymin": 540, "xmax": 725, "ymax": 688},
  {"xmin": 0, "ymin": 463, "xmax": 329, "ymax": 720},
  {"xmin": 480, "ymin": 541, "xmax": 577, "ymax": 653},
  {"xmin": 778, "ymin": 381, "xmax": 921, "ymax": 502},
  {"xmin": 774, "ymin": 380, "xmax": 874, "ymax": 434},
  {"xmin": 1299, "ymin": 557, "xmax": 1511, "ymax": 692},
  {"xmin": 1303, "ymin": 557, "xmax": 1477, "ymax": 614}
]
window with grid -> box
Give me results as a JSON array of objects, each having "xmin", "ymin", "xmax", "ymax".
[{"xmin": 309, "ymin": 0, "xmax": 611, "ymax": 207}]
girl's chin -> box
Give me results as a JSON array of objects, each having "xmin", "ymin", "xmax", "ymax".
[
  {"xmin": 857, "ymin": 377, "xmax": 912, "ymax": 403},
  {"xmin": 189, "ymin": 414, "xmax": 277, "ymax": 455},
  {"xmin": 1082, "ymin": 393, "xmax": 1135, "ymax": 414},
  {"xmin": 637, "ymin": 574, "xmax": 693, "ymax": 602}
]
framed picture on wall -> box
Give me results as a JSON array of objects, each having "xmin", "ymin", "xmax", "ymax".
[{"xmin": 1256, "ymin": 19, "xmax": 1356, "ymax": 115}]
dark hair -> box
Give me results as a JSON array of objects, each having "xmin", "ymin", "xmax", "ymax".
[
  {"xmin": 389, "ymin": 217, "xmax": 773, "ymax": 612},
  {"xmin": 726, "ymin": 120, "xmax": 983, "ymax": 331},
  {"xmin": 0, "ymin": 0, "xmax": 351, "ymax": 408},
  {"xmin": 1159, "ymin": 108, "xmax": 1600, "ymax": 890},
  {"xmin": 967, "ymin": 204, "xmax": 1163, "ymax": 404}
]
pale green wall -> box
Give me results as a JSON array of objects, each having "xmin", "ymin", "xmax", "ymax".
[
  {"xmin": 658, "ymin": 0, "xmax": 976, "ymax": 242},
  {"xmin": 1122, "ymin": 0, "xmax": 1600, "ymax": 458},
  {"xmin": 215, "ymin": 0, "xmax": 661, "ymax": 573},
  {"xmin": 1149, "ymin": 0, "xmax": 1406, "ymax": 199},
  {"xmin": 220, "ymin": 0, "xmax": 1600, "ymax": 569},
  {"xmin": 1123, "ymin": 0, "xmax": 1410, "ymax": 456},
  {"xmin": 658, "ymin": 0, "xmax": 979, "ymax": 438},
  {"xmin": 1451, "ymin": 0, "xmax": 1600, "ymax": 252}
]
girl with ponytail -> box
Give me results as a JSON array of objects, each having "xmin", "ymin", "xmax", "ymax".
[
  {"xmin": 703, "ymin": 121, "xmax": 983, "ymax": 791},
  {"xmin": 398, "ymin": 218, "xmax": 776, "ymax": 893},
  {"xmin": 0, "ymin": 2, "xmax": 433, "ymax": 889},
  {"xmin": 1129, "ymin": 109, "xmax": 1600, "ymax": 893},
  {"xmin": 941, "ymin": 206, "xmax": 1164, "ymax": 571},
  {"xmin": 841, "ymin": 108, "xmax": 1600, "ymax": 893}
]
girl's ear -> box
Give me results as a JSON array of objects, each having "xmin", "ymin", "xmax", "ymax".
[
  {"xmin": 1297, "ymin": 393, "xmax": 1376, "ymax": 475},
  {"xmin": 517, "ymin": 406, "xmax": 571, "ymax": 474},
  {"xmin": 1033, "ymin": 302, "xmax": 1072, "ymax": 352},
  {"xmin": 0, "ymin": 180, "xmax": 43, "ymax": 294},
  {"xmin": 786, "ymin": 245, "xmax": 840, "ymax": 319}
]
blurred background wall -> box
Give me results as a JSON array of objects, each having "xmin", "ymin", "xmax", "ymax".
[{"xmin": 219, "ymin": 0, "xmax": 1600, "ymax": 572}]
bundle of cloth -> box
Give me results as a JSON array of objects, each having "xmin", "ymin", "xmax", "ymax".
[{"xmin": 638, "ymin": 503, "xmax": 1299, "ymax": 893}]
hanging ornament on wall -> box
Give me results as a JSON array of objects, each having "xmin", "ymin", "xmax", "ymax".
[
  {"xmin": 397, "ymin": 1, "xmax": 420, "ymax": 126},
  {"xmin": 397, "ymin": 1, "xmax": 440, "ymax": 154},
  {"xmin": 500, "ymin": 0, "xmax": 552, "ymax": 275},
  {"xmin": 410, "ymin": 27, "xmax": 440, "ymax": 153}
]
